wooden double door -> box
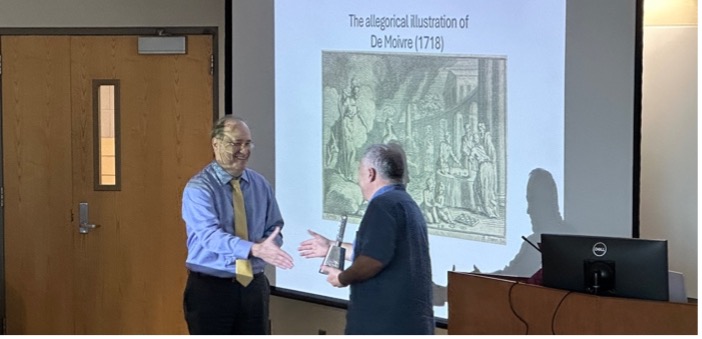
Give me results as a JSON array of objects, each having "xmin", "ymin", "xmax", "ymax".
[{"xmin": 1, "ymin": 34, "xmax": 215, "ymax": 334}]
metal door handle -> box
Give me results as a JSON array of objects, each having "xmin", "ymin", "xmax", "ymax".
[
  {"xmin": 79, "ymin": 202, "xmax": 101, "ymax": 234},
  {"xmin": 79, "ymin": 222, "xmax": 99, "ymax": 234}
]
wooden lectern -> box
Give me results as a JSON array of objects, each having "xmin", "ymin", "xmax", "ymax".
[{"xmin": 447, "ymin": 271, "xmax": 697, "ymax": 335}]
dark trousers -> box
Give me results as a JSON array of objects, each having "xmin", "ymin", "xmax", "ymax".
[{"xmin": 183, "ymin": 271, "xmax": 270, "ymax": 335}]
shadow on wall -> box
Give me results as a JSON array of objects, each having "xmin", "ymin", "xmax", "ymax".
[
  {"xmin": 490, "ymin": 168, "xmax": 575, "ymax": 277},
  {"xmin": 466, "ymin": 168, "xmax": 575, "ymax": 278}
]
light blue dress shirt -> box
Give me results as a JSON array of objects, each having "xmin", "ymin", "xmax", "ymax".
[{"xmin": 182, "ymin": 160, "xmax": 284, "ymax": 277}]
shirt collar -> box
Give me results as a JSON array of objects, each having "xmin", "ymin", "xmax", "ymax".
[
  {"xmin": 370, "ymin": 183, "xmax": 404, "ymax": 201},
  {"xmin": 211, "ymin": 160, "xmax": 249, "ymax": 186}
]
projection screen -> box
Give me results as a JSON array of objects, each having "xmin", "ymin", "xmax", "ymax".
[{"xmin": 230, "ymin": 0, "xmax": 641, "ymax": 322}]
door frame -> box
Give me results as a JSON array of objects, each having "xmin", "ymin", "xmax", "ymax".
[{"xmin": 0, "ymin": 27, "xmax": 219, "ymax": 333}]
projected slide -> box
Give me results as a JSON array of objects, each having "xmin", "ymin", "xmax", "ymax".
[{"xmin": 275, "ymin": 0, "xmax": 565, "ymax": 320}]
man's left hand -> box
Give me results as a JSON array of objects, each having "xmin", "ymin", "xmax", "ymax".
[{"xmin": 321, "ymin": 265, "xmax": 346, "ymax": 287}]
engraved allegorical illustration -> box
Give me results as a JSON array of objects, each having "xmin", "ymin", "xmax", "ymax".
[{"xmin": 322, "ymin": 52, "xmax": 507, "ymax": 244}]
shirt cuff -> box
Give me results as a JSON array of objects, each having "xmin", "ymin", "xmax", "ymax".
[{"xmin": 232, "ymin": 240, "xmax": 254, "ymax": 262}]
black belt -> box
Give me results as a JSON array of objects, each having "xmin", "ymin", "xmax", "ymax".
[{"xmin": 189, "ymin": 270, "xmax": 264, "ymax": 282}]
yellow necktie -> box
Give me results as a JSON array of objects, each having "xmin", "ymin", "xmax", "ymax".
[{"xmin": 232, "ymin": 178, "xmax": 254, "ymax": 287}]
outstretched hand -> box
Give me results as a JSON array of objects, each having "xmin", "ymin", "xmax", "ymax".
[
  {"xmin": 251, "ymin": 227, "xmax": 294, "ymax": 269},
  {"xmin": 298, "ymin": 229, "xmax": 332, "ymax": 258}
]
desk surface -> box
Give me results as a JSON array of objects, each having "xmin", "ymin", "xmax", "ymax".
[{"xmin": 447, "ymin": 272, "xmax": 698, "ymax": 335}]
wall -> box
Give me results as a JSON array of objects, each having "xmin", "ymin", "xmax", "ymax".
[{"xmin": 640, "ymin": 0, "xmax": 698, "ymax": 298}]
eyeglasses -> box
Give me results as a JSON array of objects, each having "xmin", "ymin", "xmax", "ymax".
[{"xmin": 220, "ymin": 140, "xmax": 254, "ymax": 150}]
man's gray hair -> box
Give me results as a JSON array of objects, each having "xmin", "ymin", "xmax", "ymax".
[{"xmin": 361, "ymin": 143, "xmax": 408, "ymax": 184}]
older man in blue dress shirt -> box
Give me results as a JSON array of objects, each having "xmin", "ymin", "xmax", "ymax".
[{"xmin": 182, "ymin": 115, "xmax": 293, "ymax": 335}]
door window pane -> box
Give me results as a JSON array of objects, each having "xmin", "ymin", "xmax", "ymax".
[{"xmin": 93, "ymin": 80, "xmax": 121, "ymax": 190}]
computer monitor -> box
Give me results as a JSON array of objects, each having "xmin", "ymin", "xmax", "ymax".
[{"xmin": 541, "ymin": 233, "xmax": 669, "ymax": 301}]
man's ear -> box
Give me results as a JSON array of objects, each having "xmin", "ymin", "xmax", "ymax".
[
  {"xmin": 368, "ymin": 167, "xmax": 377, "ymax": 182},
  {"xmin": 211, "ymin": 137, "xmax": 219, "ymax": 151}
]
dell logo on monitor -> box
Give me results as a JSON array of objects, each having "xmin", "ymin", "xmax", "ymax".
[{"xmin": 592, "ymin": 242, "xmax": 608, "ymax": 257}]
